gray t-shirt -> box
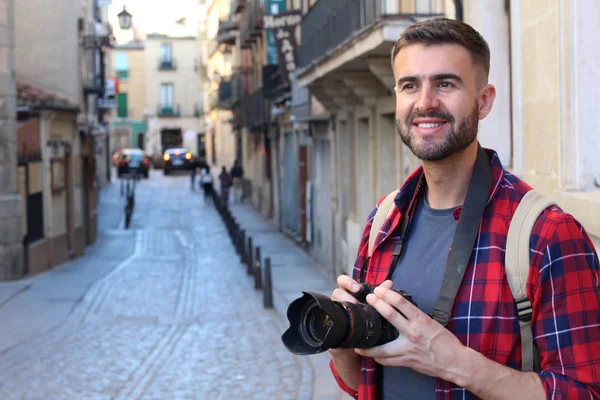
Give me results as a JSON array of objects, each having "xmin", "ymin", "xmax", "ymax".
[{"xmin": 382, "ymin": 193, "xmax": 457, "ymax": 400}]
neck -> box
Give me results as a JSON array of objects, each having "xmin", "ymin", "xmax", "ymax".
[{"xmin": 421, "ymin": 142, "xmax": 479, "ymax": 210}]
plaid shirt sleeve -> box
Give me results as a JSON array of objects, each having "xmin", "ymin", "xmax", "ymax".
[
  {"xmin": 329, "ymin": 202, "xmax": 383, "ymax": 399},
  {"xmin": 529, "ymin": 209, "xmax": 600, "ymax": 398}
]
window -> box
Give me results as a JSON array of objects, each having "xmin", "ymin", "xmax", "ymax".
[
  {"xmin": 114, "ymin": 52, "xmax": 129, "ymax": 81},
  {"xmin": 160, "ymin": 83, "xmax": 174, "ymax": 107},
  {"xmin": 117, "ymin": 93, "xmax": 128, "ymax": 118},
  {"xmin": 160, "ymin": 43, "xmax": 172, "ymax": 62}
]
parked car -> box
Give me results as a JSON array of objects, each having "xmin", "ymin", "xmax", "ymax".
[
  {"xmin": 163, "ymin": 148, "xmax": 194, "ymax": 175},
  {"xmin": 116, "ymin": 148, "xmax": 150, "ymax": 178}
]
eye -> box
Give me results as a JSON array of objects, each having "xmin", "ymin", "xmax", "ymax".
[
  {"xmin": 439, "ymin": 81, "xmax": 454, "ymax": 88},
  {"xmin": 401, "ymin": 83, "xmax": 416, "ymax": 90}
]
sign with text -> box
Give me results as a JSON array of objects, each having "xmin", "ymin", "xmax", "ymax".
[
  {"xmin": 263, "ymin": 10, "xmax": 302, "ymax": 86},
  {"xmin": 266, "ymin": 0, "xmax": 287, "ymax": 65}
]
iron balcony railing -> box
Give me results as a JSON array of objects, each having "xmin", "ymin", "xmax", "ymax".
[
  {"xmin": 157, "ymin": 104, "xmax": 181, "ymax": 117},
  {"xmin": 299, "ymin": 0, "xmax": 446, "ymax": 69},
  {"xmin": 218, "ymin": 70, "xmax": 241, "ymax": 109},
  {"xmin": 158, "ymin": 58, "xmax": 177, "ymax": 70},
  {"xmin": 239, "ymin": 0, "xmax": 265, "ymax": 48},
  {"xmin": 217, "ymin": 19, "xmax": 238, "ymax": 45}
]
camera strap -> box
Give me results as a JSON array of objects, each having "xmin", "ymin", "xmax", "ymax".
[
  {"xmin": 431, "ymin": 145, "xmax": 491, "ymax": 326},
  {"xmin": 384, "ymin": 145, "xmax": 492, "ymax": 327}
]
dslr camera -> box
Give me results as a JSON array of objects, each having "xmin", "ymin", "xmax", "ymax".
[{"xmin": 281, "ymin": 283, "xmax": 417, "ymax": 355}]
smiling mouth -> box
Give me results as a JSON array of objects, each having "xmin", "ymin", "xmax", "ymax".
[{"xmin": 415, "ymin": 122, "xmax": 447, "ymax": 129}]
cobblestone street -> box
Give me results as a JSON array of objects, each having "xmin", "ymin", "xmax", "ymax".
[{"xmin": 0, "ymin": 170, "xmax": 344, "ymax": 400}]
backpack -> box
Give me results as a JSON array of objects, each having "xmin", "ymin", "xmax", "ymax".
[{"xmin": 367, "ymin": 189, "xmax": 556, "ymax": 372}]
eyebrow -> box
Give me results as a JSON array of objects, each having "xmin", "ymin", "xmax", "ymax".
[{"xmin": 396, "ymin": 73, "xmax": 464, "ymax": 86}]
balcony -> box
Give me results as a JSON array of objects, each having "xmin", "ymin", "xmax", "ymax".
[
  {"xmin": 232, "ymin": 0, "xmax": 246, "ymax": 13},
  {"xmin": 83, "ymin": 73, "xmax": 103, "ymax": 95},
  {"xmin": 82, "ymin": 48, "xmax": 102, "ymax": 95},
  {"xmin": 217, "ymin": 19, "xmax": 237, "ymax": 45},
  {"xmin": 157, "ymin": 104, "xmax": 181, "ymax": 117},
  {"xmin": 240, "ymin": 90, "xmax": 269, "ymax": 130},
  {"xmin": 217, "ymin": 71, "xmax": 241, "ymax": 109},
  {"xmin": 239, "ymin": 0, "xmax": 265, "ymax": 48},
  {"xmin": 262, "ymin": 64, "xmax": 287, "ymax": 101},
  {"xmin": 158, "ymin": 58, "xmax": 177, "ymax": 70},
  {"xmin": 297, "ymin": 0, "xmax": 447, "ymax": 110},
  {"xmin": 300, "ymin": 0, "xmax": 446, "ymax": 70}
]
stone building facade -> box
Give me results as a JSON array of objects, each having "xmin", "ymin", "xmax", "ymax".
[{"xmin": 0, "ymin": 0, "xmax": 23, "ymax": 280}]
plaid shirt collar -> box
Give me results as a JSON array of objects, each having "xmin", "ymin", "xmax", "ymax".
[{"xmin": 392, "ymin": 146, "xmax": 504, "ymax": 224}]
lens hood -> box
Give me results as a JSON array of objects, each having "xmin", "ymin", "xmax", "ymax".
[{"xmin": 281, "ymin": 291, "xmax": 349, "ymax": 355}]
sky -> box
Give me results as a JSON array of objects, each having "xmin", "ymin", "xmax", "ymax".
[{"xmin": 106, "ymin": 0, "xmax": 203, "ymax": 42}]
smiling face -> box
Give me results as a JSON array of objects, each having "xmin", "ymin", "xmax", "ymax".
[{"xmin": 393, "ymin": 44, "xmax": 495, "ymax": 162}]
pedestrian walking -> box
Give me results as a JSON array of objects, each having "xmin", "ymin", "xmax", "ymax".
[
  {"xmin": 199, "ymin": 166, "xmax": 214, "ymax": 202},
  {"xmin": 328, "ymin": 17, "xmax": 600, "ymax": 400},
  {"xmin": 230, "ymin": 159, "xmax": 244, "ymax": 203},
  {"xmin": 189, "ymin": 156, "xmax": 199, "ymax": 190},
  {"xmin": 218, "ymin": 166, "xmax": 232, "ymax": 205}
]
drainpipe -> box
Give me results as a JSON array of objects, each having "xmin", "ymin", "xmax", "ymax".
[{"xmin": 454, "ymin": 0, "xmax": 464, "ymax": 21}]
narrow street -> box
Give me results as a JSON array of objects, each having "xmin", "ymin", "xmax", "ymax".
[{"xmin": 0, "ymin": 170, "xmax": 334, "ymax": 400}]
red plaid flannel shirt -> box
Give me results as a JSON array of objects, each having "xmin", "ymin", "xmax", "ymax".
[{"xmin": 330, "ymin": 149, "xmax": 600, "ymax": 399}]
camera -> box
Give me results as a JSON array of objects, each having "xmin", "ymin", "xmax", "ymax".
[{"xmin": 281, "ymin": 283, "xmax": 417, "ymax": 355}]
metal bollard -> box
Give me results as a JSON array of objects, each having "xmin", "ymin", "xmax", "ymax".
[
  {"xmin": 247, "ymin": 237, "xmax": 253, "ymax": 275},
  {"xmin": 263, "ymin": 257, "xmax": 273, "ymax": 309},
  {"xmin": 240, "ymin": 230, "xmax": 246, "ymax": 264},
  {"xmin": 233, "ymin": 222, "xmax": 239, "ymax": 254},
  {"xmin": 254, "ymin": 247, "xmax": 262, "ymax": 290}
]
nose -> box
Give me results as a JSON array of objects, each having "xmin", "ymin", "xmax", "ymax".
[{"xmin": 415, "ymin": 85, "xmax": 440, "ymax": 114}]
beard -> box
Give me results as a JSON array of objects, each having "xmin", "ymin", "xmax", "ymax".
[{"xmin": 396, "ymin": 104, "xmax": 479, "ymax": 162}]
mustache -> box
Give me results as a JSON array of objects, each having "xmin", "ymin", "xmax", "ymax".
[{"xmin": 407, "ymin": 110, "xmax": 454, "ymax": 125}]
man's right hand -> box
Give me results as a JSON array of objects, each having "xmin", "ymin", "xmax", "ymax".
[{"xmin": 328, "ymin": 275, "xmax": 393, "ymax": 391}]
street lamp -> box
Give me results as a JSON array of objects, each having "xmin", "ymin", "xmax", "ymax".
[{"xmin": 118, "ymin": 6, "xmax": 132, "ymax": 30}]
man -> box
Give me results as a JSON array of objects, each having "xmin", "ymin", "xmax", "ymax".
[
  {"xmin": 230, "ymin": 160, "xmax": 244, "ymax": 203},
  {"xmin": 329, "ymin": 18, "xmax": 600, "ymax": 399},
  {"xmin": 189, "ymin": 155, "xmax": 199, "ymax": 190}
]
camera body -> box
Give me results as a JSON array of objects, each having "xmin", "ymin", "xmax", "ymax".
[
  {"xmin": 281, "ymin": 282, "xmax": 417, "ymax": 355},
  {"xmin": 351, "ymin": 282, "xmax": 414, "ymax": 304}
]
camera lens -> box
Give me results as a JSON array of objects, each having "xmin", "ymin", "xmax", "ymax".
[
  {"xmin": 281, "ymin": 291, "xmax": 400, "ymax": 355},
  {"xmin": 301, "ymin": 303, "xmax": 331, "ymax": 346}
]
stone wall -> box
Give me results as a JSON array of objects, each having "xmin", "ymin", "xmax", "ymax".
[{"xmin": 0, "ymin": 0, "xmax": 23, "ymax": 280}]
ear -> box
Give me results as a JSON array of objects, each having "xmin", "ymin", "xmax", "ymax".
[{"xmin": 478, "ymin": 84, "xmax": 496, "ymax": 120}]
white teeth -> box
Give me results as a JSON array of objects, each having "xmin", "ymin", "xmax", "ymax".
[{"xmin": 418, "ymin": 123, "xmax": 444, "ymax": 128}]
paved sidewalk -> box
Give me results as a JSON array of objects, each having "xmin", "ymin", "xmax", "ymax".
[
  {"xmin": 226, "ymin": 202, "xmax": 346, "ymax": 400},
  {"xmin": 0, "ymin": 182, "xmax": 134, "ymax": 353}
]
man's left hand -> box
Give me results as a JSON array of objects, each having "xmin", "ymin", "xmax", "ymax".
[{"xmin": 355, "ymin": 281, "xmax": 468, "ymax": 381}]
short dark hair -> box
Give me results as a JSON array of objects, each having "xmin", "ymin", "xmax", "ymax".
[{"xmin": 391, "ymin": 18, "xmax": 491, "ymax": 85}]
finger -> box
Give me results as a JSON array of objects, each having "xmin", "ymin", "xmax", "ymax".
[
  {"xmin": 336, "ymin": 275, "xmax": 361, "ymax": 293},
  {"xmin": 374, "ymin": 356, "xmax": 409, "ymax": 367},
  {"xmin": 379, "ymin": 280, "xmax": 393, "ymax": 289},
  {"xmin": 355, "ymin": 338, "xmax": 407, "ymax": 359},
  {"xmin": 365, "ymin": 292, "xmax": 411, "ymax": 334},
  {"xmin": 373, "ymin": 287, "xmax": 420, "ymax": 322},
  {"xmin": 331, "ymin": 288, "xmax": 359, "ymax": 303}
]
